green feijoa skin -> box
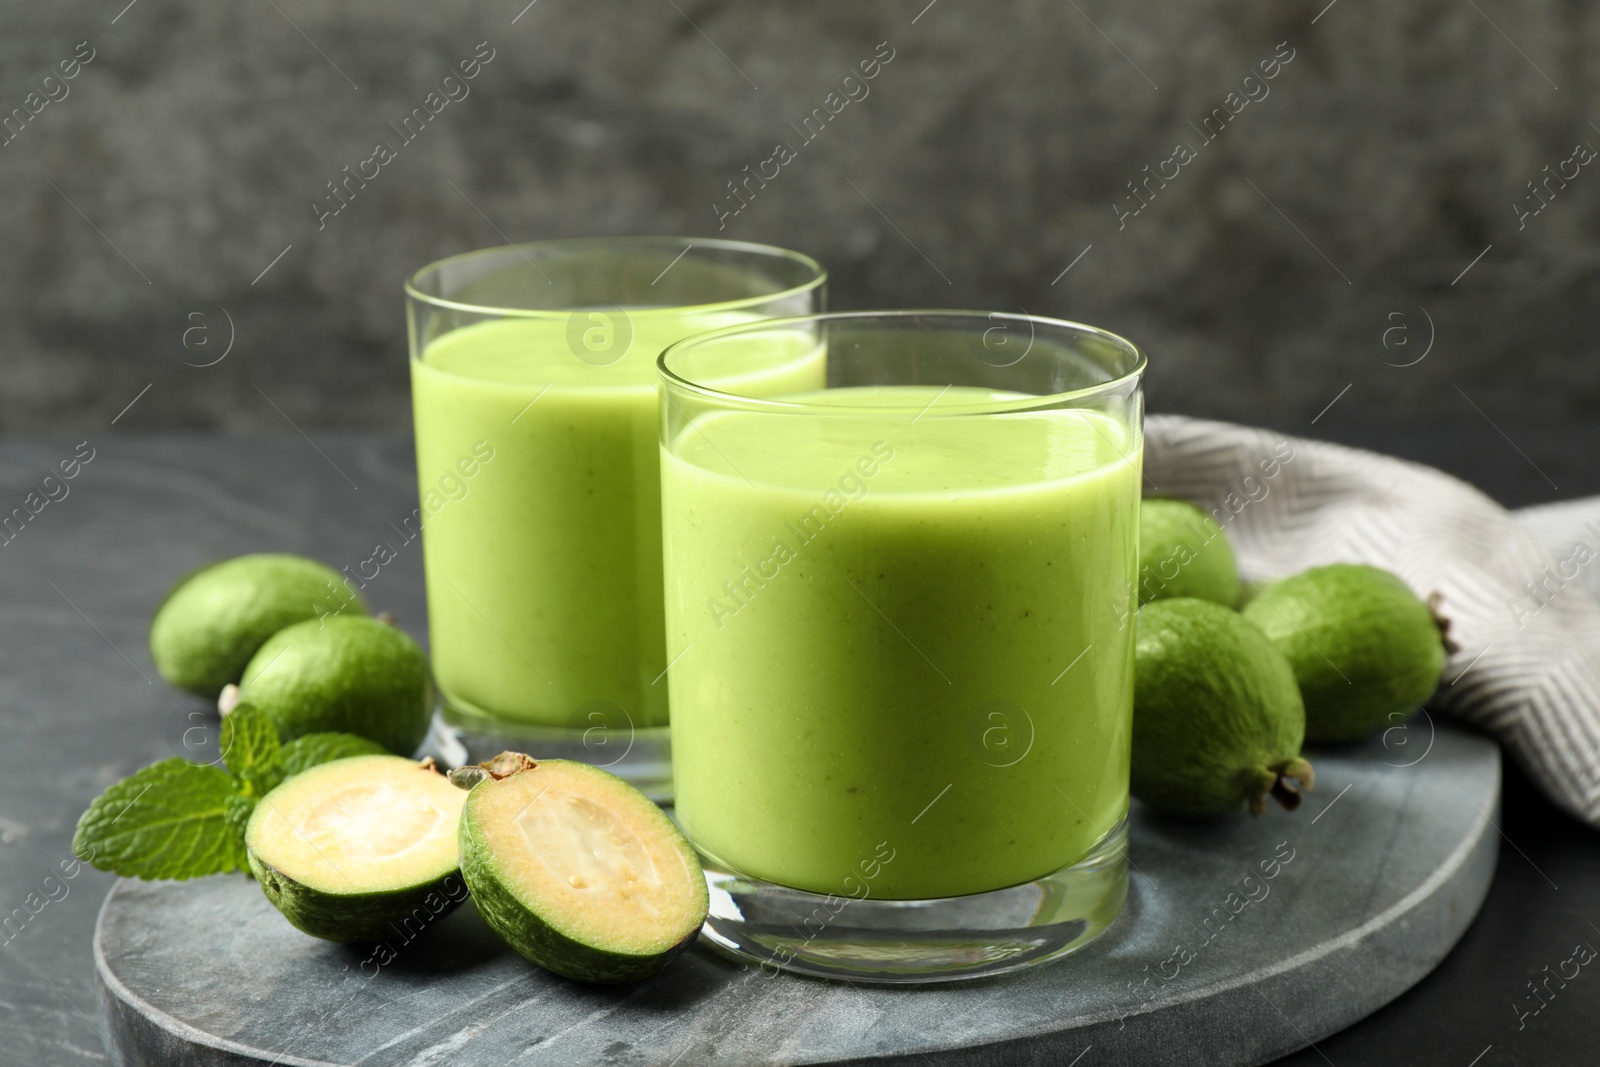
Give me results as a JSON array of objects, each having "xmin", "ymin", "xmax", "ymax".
[
  {"xmin": 1133, "ymin": 598, "xmax": 1314, "ymax": 818},
  {"xmin": 459, "ymin": 755, "xmax": 709, "ymax": 984},
  {"xmin": 150, "ymin": 554, "xmax": 364, "ymax": 697},
  {"xmin": 1242, "ymin": 563, "xmax": 1449, "ymax": 743},
  {"xmin": 246, "ymin": 755, "xmax": 468, "ymax": 943},
  {"xmin": 1137, "ymin": 499, "xmax": 1241, "ymax": 607},
  {"xmin": 238, "ymin": 615, "xmax": 432, "ymax": 756}
]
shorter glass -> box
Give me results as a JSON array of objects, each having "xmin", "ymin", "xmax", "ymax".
[{"xmin": 658, "ymin": 311, "xmax": 1145, "ymax": 981}]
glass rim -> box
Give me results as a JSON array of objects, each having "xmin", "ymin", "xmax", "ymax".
[
  {"xmin": 657, "ymin": 309, "xmax": 1147, "ymax": 415},
  {"xmin": 402, "ymin": 237, "xmax": 828, "ymax": 319}
]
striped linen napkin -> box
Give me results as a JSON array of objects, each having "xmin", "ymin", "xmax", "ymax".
[{"xmin": 1145, "ymin": 414, "xmax": 1600, "ymax": 828}]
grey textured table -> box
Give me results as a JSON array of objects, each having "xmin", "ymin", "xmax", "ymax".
[{"xmin": 1, "ymin": 429, "xmax": 1597, "ymax": 1067}]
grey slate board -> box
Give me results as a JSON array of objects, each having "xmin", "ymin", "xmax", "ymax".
[{"xmin": 94, "ymin": 722, "xmax": 1498, "ymax": 1067}]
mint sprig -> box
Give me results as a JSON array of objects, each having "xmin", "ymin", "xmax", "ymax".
[
  {"xmin": 72, "ymin": 759, "xmax": 239, "ymax": 880},
  {"xmin": 221, "ymin": 703, "xmax": 286, "ymax": 799},
  {"xmin": 74, "ymin": 704, "xmax": 393, "ymax": 881},
  {"xmin": 281, "ymin": 732, "xmax": 386, "ymax": 778}
]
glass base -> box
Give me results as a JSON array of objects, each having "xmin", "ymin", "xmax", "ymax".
[
  {"xmin": 425, "ymin": 703, "xmax": 673, "ymax": 802},
  {"xmin": 697, "ymin": 818, "xmax": 1128, "ymax": 983}
]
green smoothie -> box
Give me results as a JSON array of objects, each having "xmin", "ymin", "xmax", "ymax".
[
  {"xmin": 662, "ymin": 386, "xmax": 1140, "ymax": 899},
  {"xmin": 412, "ymin": 314, "xmax": 823, "ymax": 729}
]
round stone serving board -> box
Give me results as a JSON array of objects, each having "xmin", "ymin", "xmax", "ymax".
[{"xmin": 95, "ymin": 721, "xmax": 1498, "ymax": 1067}]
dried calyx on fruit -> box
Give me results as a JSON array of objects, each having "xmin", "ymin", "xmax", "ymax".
[
  {"xmin": 447, "ymin": 751, "xmax": 538, "ymax": 789},
  {"xmin": 1258, "ymin": 757, "xmax": 1316, "ymax": 816}
]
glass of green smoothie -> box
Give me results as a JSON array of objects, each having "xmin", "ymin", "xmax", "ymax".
[
  {"xmin": 405, "ymin": 240, "xmax": 826, "ymax": 799},
  {"xmin": 659, "ymin": 310, "xmax": 1145, "ymax": 981}
]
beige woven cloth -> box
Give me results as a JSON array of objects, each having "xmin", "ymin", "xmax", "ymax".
[{"xmin": 1145, "ymin": 415, "xmax": 1600, "ymax": 828}]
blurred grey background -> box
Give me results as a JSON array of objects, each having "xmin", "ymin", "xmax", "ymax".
[{"xmin": 1, "ymin": 0, "xmax": 1595, "ymax": 447}]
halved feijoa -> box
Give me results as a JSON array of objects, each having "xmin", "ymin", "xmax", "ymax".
[
  {"xmin": 459, "ymin": 755, "xmax": 708, "ymax": 984},
  {"xmin": 246, "ymin": 755, "xmax": 468, "ymax": 943}
]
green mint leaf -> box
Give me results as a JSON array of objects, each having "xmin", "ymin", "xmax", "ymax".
[
  {"xmin": 280, "ymin": 732, "xmax": 388, "ymax": 779},
  {"xmin": 221, "ymin": 702, "xmax": 284, "ymax": 798},
  {"xmin": 73, "ymin": 758, "xmax": 244, "ymax": 880},
  {"xmin": 224, "ymin": 792, "xmax": 256, "ymax": 872}
]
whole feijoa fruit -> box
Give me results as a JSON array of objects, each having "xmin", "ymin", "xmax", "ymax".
[
  {"xmin": 150, "ymin": 554, "xmax": 363, "ymax": 697},
  {"xmin": 1241, "ymin": 563, "xmax": 1448, "ymax": 743},
  {"xmin": 1133, "ymin": 598, "xmax": 1313, "ymax": 818},
  {"xmin": 238, "ymin": 615, "xmax": 432, "ymax": 756},
  {"xmin": 1138, "ymin": 499, "xmax": 1240, "ymax": 607}
]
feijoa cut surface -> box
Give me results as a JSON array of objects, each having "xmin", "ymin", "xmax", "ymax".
[
  {"xmin": 150, "ymin": 553, "xmax": 363, "ymax": 697},
  {"xmin": 459, "ymin": 757, "xmax": 708, "ymax": 984},
  {"xmin": 245, "ymin": 755, "xmax": 467, "ymax": 943}
]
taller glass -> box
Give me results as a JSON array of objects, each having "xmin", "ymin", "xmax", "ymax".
[
  {"xmin": 406, "ymin": 240, "xmax": 826, "ymax": 797},
  {"xmin": 660, "ymin": 311, "xmax": 1144, "ymax": 981}
]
